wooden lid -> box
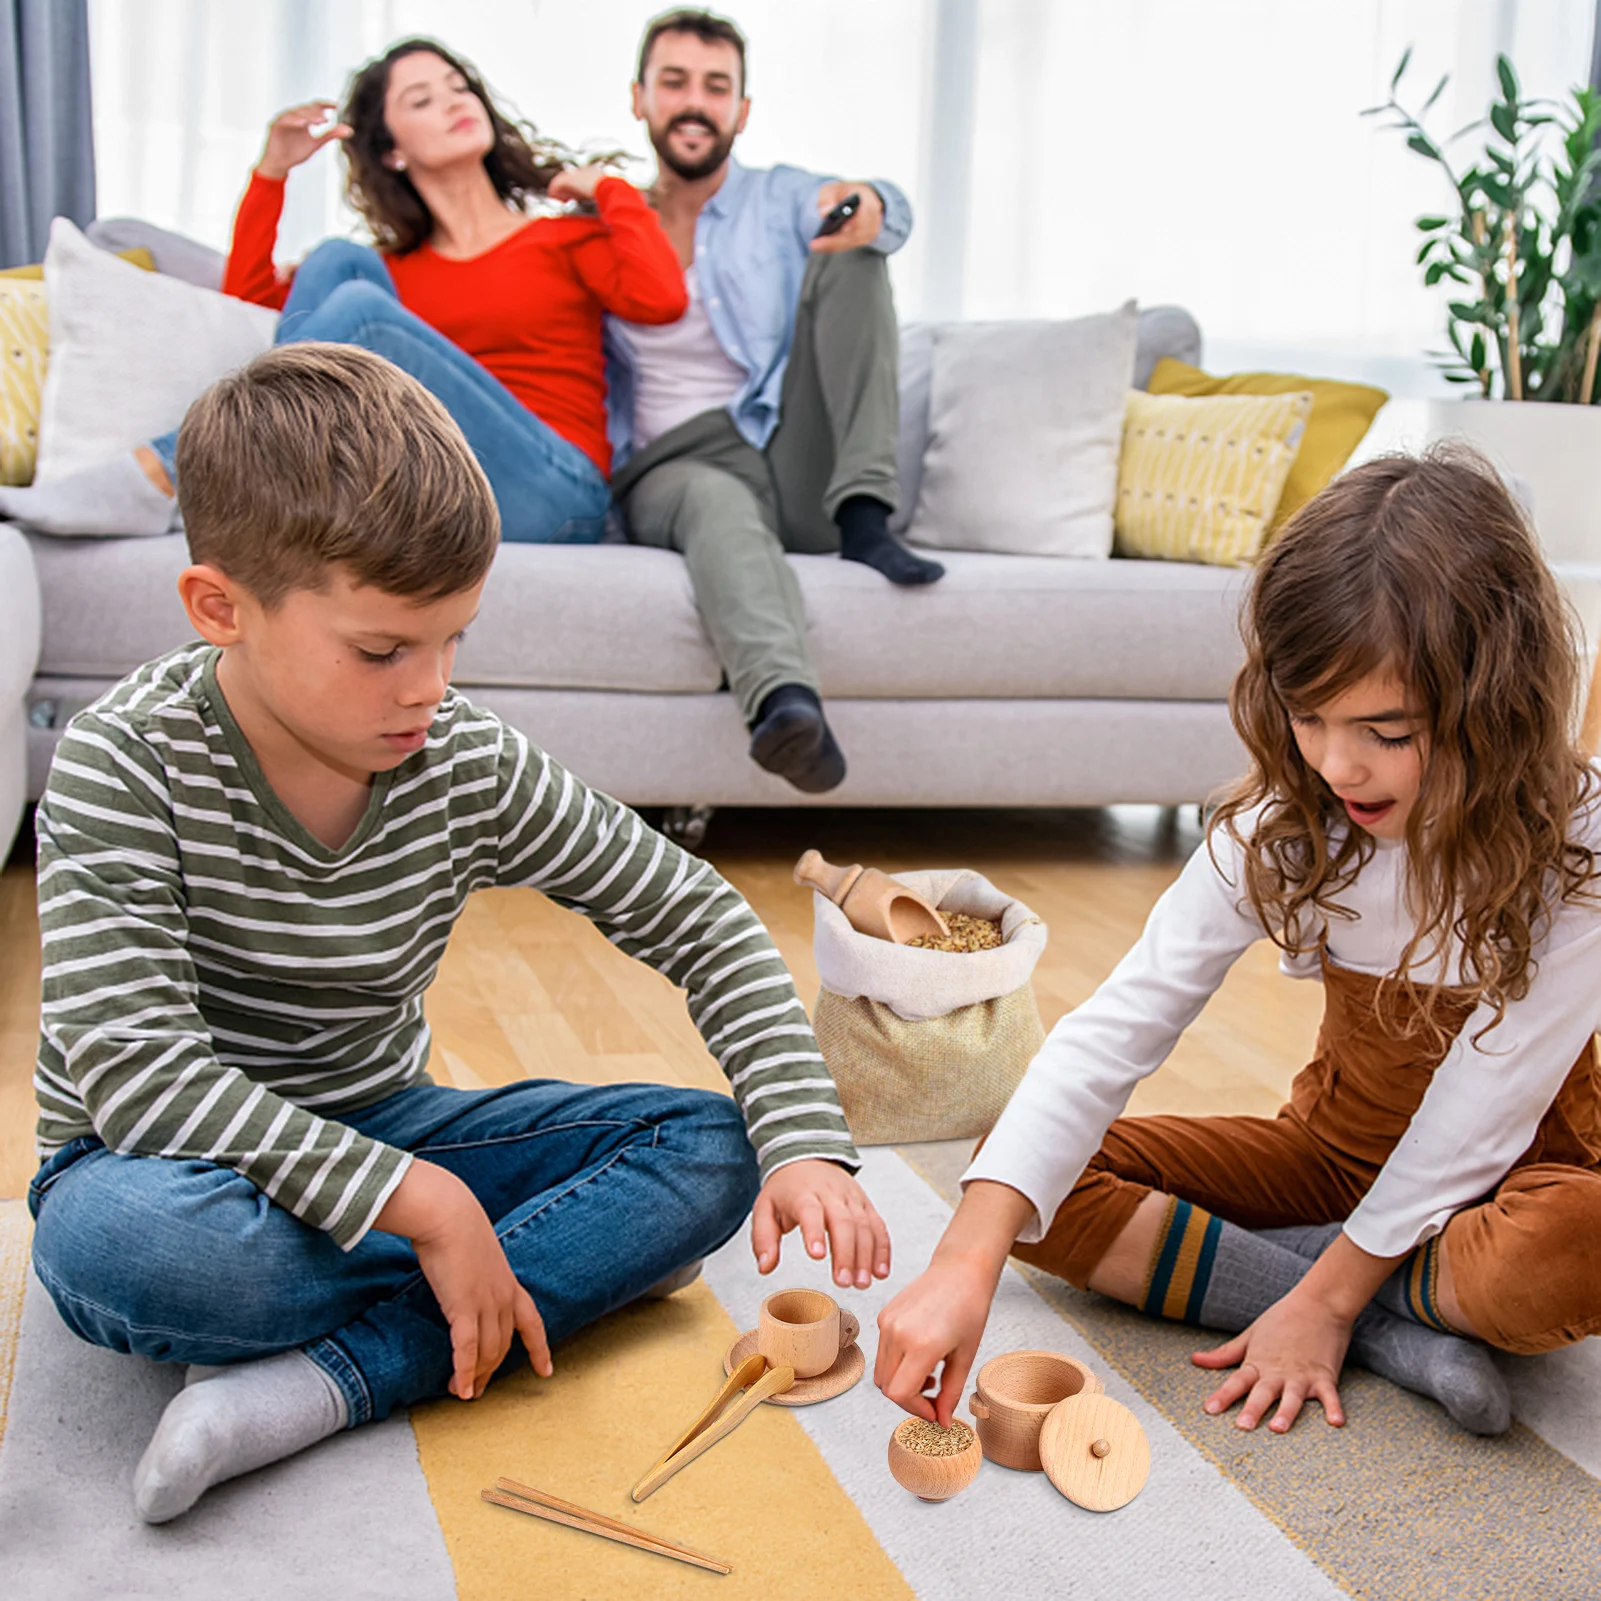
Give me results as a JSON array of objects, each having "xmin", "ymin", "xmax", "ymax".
[{"xmin": 1038, "ymin": 1393, "xmax": 1150, "ymax": 1511}]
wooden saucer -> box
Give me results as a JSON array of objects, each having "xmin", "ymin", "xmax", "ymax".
[
  {"xmin": 1038, "ymin": 1392, "xmax": 1150, "ymax": 1511},
  {"xmin": 722, "ymin": 1329, "xmax": 864, "ymax": 1405}
]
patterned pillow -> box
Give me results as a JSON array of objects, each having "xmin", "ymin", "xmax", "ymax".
[
  {"xmin": 1114, "ymin": 389, "xmax": 1313, "ymax": 566},
  {"xmin": 0, "ymin": 279, "xmax": 49, "ymax": 485}
]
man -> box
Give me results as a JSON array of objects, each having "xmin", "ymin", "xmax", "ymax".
[{"xmin": 609, "ymin": 8, "xmax": 940, "ymax": 795}]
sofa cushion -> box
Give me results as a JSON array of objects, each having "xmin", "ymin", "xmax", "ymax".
[
  {"xmin": 0, "ymin": 527, "xmax": 41, "ymax": 705},
  {"xmin": 797, "ymin": 550, "xmax": 1247, "ymax": 700},
  {"xmin": 28, "ymin": 534, "xmax": 1247, "ymax": 703}
]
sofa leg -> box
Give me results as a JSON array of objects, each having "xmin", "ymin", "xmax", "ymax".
[{"xmin": 660, "ymin": 805, "xmax": 716, "ymax": 851}]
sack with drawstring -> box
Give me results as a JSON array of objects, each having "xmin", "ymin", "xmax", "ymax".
[{"xmin": 809, "ymin": 869, "xmax": 1047, "ymax": 1145}]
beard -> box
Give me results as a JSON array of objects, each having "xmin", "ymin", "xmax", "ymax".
[{"xmin": 650, "ymin": 111, "xmax": 737, "ymax": 181}]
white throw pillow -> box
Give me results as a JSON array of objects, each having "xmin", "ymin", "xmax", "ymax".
[
  {"xmin": 907, "ymin": 302, "xmax": 1139, "ymax": 558},
  {"xmin": 35, "ymin": 217, "xmax": 277, "ymax": 484}
]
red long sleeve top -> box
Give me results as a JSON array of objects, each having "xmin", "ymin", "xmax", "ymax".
[{"xmin": 221, "ymin": 172, "xmax": 687, "ymax": 476}]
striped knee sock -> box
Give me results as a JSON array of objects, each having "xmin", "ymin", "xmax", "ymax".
[
  {"xmin": 1139, "ymin": 1197, "xmax": 1225, "ymax": 1324},
  {"xmin": 1261, "ymin": 1224, "xmax": 1463, "ymax": 1335}
]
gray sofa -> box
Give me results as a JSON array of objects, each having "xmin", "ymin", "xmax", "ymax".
[{"xmin": 12, "ymin": 305, "xmax": 1256, "ymax": 833}]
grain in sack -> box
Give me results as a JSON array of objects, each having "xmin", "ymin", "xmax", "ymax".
[{"xmin": 809, "ymin": 868, "xmax": 1047, "ymax": 1145}]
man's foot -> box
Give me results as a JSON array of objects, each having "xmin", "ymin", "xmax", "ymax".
[
  {"xmin": 133, "ymin": 1350, "xmax": 347, "ymax": 1523},
  {"xmin": 0, "ymin": 451, "xmax": 176, "ymax": 537},
  {"xmin": 748, "ymin": 684, "xmax": 847, "ymax": 793},
  {"xmin": 836, "ymin": 495, "xmax": 943, "ymax": 586}
]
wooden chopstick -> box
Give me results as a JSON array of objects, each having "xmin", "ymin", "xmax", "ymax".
[{"xmin": 483, "ymin": 1479, "xmax": 731, "ymax": 1575}]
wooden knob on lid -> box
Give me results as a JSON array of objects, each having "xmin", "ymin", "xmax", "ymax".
[{"xmin": 1090, "ymin": 1439, "xmax": 1110, "ymax": 1459}]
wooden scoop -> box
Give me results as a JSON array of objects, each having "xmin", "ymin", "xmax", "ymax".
[{"xmin": 794, "ymin": 850, "xmax": 948, "ymax": 945}]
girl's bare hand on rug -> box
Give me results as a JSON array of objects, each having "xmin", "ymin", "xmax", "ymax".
[
  {"xmin": 750, "ymin": 1160, "xmax": 893, "ymax": 1290},
  {"xmin": 1192, "ymin": 1293, "xmax": 1352, "ymax": 1433},
  {"xmin": 375, "ymin": 1158, "xmax": 553, "ymax": 1399}
]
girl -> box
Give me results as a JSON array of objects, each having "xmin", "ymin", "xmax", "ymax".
[
  {"xmin": 876, "ymin": 448, "xmax": 1601, "ymax": 1438},
  {"xmin": 0, "ymin": 38, "xmax": 687, "ymax": 544}
]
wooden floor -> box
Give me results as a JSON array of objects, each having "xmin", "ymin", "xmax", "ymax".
[{"xmin": 0, "ymin": 805, "xmax": 1325, "ymax": 1201}]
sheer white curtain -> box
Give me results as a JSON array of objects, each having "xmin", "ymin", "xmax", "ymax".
[{"xmin": 89, "ymin": 0, "xmax": 1595, "ymax": 390}]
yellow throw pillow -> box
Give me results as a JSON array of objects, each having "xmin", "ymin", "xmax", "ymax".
[
  {"xmin": 1115, "ymin": 389, "xmax": 1313, "ymax": 566},
  {"xmin": 0, "ymin": 279, "xmax": 49, "ymax": 485},
  {"xmin": 1147, "ymin": 357, "xmax": 1388, "ymax": 531},
  {"xmin": 0, "ymin": 246, "xmax": 156, "ymax": 279}
]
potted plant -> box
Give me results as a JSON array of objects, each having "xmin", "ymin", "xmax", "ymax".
[{"xmin": 1367, "ymin": 50, "xmax": 1601, "ymax": 562}]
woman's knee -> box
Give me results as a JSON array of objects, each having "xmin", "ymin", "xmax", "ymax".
[
  {"xmin": 292, "ymin": 238, "xmax": 390, "ymax": 296},
  {"xmin": 280, "ymin": 276, "xmax": 402, "ymax": 346}
]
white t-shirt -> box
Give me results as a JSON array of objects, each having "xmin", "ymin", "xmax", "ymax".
[
  {"xmin": 965, "ymin": 802, "xmax": 1601, "ymax": 1259},
  {"xmin": 614, "ymin": 262, "xmax": 747, "ymax": 450}
]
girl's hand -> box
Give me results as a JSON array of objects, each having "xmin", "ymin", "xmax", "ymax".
[
  {"xmin": 547, "ymin": 165, "xmax": 615, "ymax": 204},
  {"xmin": 1191, "ymin": 1289, "xmax": 1353, "ymax": 1432},
  {"xmin": 375, "ymin": 1158, "xmax": 552, "ymax": 1400},
  {"xmin": 875, "ymin": 1254, "xmax": 998, "ymax": 1426},
  {"xmin": 257, "ymin": 101, "xmax": 352, "ymax": 182},
  {"xmin": 750, "ymin": 1159, "xmax": 892, "ymax": 1289}
]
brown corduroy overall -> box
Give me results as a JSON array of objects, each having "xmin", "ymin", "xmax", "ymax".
[{"xmin": 1012, "ymin": 960, "xmax": 1601, "ymax": 1353}]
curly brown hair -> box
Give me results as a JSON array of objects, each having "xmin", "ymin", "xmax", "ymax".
[
  {"xmin": 341, "ymin": 38, "xmax": 581, "ymax": 255},
  {"xmin": 1210, "ymin": 445, "xmax": 1598, "ymax": 1031}
]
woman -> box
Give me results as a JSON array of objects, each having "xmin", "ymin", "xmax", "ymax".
[{"xmin": 0, "ymin": 39, "xmax": 687, "ymax": 543}]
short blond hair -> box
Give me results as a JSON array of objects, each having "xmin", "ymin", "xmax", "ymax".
[{"xmin": 175, "ymin": 342, "xmax": 500, "ymax": 606}]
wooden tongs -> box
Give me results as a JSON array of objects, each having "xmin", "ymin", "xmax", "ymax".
[{"xmin": 631, "ymin": 1353, "xmax": 795, "ymax": 1502}]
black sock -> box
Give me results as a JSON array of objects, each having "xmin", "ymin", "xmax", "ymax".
[
  {"xmin": 836, "ymin": 495, "xmax": 944, "ymax": 586},
  {"xmin": 747, "ymin": 684, "xmax": 846, "ymax": 794}
]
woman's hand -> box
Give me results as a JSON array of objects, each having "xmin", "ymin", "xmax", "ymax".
[
  {"xmin": 257, "ymin": 100, "xmax": 352, "ymax": 182},
  {"xmin": 375, "ymin": 1158, "xmax": 552, "ymax": 1400},
  {"xmin": 750, "ymin": 1159, "xmax": 892, "ymax": 1289},
  {"xmin": 547, "ymin": 165, "xmax": 616, "ymax": 205},
  {"xmin": 1192, "ymin": 1288, "xmax": 1354, "ymax": 1432},
  {"xmin": 875, "ymin": 1254, "xmax": 998, "ymax": 1425}
]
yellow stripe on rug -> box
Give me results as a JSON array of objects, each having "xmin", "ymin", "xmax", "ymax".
[
  {"xmin": 0, "ymin": 1199, "xmax": 32, "ymax": 1452},
  {"xmin": 411, "ymin": 1279, "xmax": 911, "ymax": 1601}
]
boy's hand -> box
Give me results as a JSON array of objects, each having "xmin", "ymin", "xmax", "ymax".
[
  {"xmin": 751, "ymin": 1160, "xmax": 891, "ymax": 1290},
  {"xmin": 875, "ymin": 1254, "xmax": 997, "ymax": 1426},
  {"xmin": 1192, "ymin": 1289, "xmax": 1352, "ymax": 1433},
  {"xmin": 257, "ymin": 101, "xmax": 351, "ymax": 182},
  {"xmin": 375, "ymin": 1159, "xmax": 552, "ymax": 1400}
]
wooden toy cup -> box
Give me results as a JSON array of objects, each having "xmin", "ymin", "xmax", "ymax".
[
  {"xmin": 968, "ymin": 1350, "xmax": 1101, "ymax": 1471},
  {"xmin": 758, "ymin": 1289, "xmax": 860, "ymax": 1379}
]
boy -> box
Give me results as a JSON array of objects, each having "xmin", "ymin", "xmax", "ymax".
[{"xmin": 27, "ymin": 344, "xmax": 889, "ymax": 1523}]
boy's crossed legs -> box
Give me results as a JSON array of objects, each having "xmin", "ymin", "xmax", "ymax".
[{"xmin": 29, "ymin": 1078, "xmax": 760, "ymax": 1520}]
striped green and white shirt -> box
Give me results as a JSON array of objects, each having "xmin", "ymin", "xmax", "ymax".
[{"xmin": 35, "ymin": 643, "xmax": 857, "ymax": 1249}]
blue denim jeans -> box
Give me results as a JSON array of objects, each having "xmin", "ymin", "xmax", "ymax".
[
  {"xmin": 28, "ymin": 1079, "xmax": 759, "ymax": 1426},
  {"xmin": 150, "ymin": 239, "xmax": 611, "ymax": 544}
]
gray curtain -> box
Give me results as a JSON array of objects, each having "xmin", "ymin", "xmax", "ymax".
[{"xmin": 0, "ymin": 0, "xmax": 96, "ymax": 268}]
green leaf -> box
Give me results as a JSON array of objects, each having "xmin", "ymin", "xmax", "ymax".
[
  {"xmin": 1470, "ymin": 331, "xmax": 1487, "ymax": 369},
  {"xmin": 1497, "ymin": 54, "xmax": 1519, "ymax": 104},
  {"xmin": 1392, "ymin": 45, "xmax": 1413, "ymax": 92},
  {"xmin": 1425, "ymin": 260, "xmax": 1449, "ymax": 284},
  {"xmin": 1407, "ymin": 131, "xmax": 1443, "ymax": 161},
  {"xmin": 1416, "ymin": 215, "xmax": 1450, "ymax": 231},
  {"xmin": 1423, "ymin": 73, "xmax": 1450, "ymax": 114},
  {"xmin": 1491, "ymin": 102, "xmax": 1517, "ymax": 142}
]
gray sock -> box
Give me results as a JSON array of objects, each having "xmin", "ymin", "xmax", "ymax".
[
  {"xmin": 133, "ymin": 1350, "xmax": 348, "ymax": 1523},
  {"xmin": 0, "ymin": 453, "xmax": 176, "ymax": 537},
  {"xmin": 1261, "ymin": 1222, "xmax": 1462, "ymax": 1335},
  {"xmin": 1148, "ymin": 1205, "xmax": 1511, "ymax": 1435}
]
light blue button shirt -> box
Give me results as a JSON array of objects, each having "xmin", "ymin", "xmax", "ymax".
[{"xmin": 606, "ymin": 158, "xmax": 912, "ymax": 466}]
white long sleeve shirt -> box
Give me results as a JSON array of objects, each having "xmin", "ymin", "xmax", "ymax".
[{"xmin": 964, "ymin": 808, "xmax": 1601, "ymax": 1259}]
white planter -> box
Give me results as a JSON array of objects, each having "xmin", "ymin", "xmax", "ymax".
[{"xmin": 1426, "ymin": 398, "xmax": 1601, "ymax": 566}]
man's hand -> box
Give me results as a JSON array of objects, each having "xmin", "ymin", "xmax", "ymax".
[
  {"xmin": 810, "ymin": 181, "xmax": 885, "ymax": 253},
  {"xmin": 547, "ymin": 165, "xmax": 616, "ymax": 205},
  {"xmin": 750, "ymin": 1159, "xmax": 891, "ymax": 1289},
  {"xmin": 875, "ymin": 1253, "xmax": 997, "ymax": 1426},
  {"xmin": 374, "ymin": 1158, "xmax": 552, "ymax": 1400},
  {"xmin": 1192, "ymin": 1287, "xmax": 1354, "ymax": 1433},
  {"xmin": 257, "ymin": 101, "xmax": 351, "ymax": 182}
]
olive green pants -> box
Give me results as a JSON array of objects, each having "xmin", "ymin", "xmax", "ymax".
[{"xmin": 612, "ymin": 249, "xmax": 900, "ymax": 721}]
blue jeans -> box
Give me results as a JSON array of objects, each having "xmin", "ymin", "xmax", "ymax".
[
  {"xmin": 150, "ymin": 239, "xmax": 611, "ymax": 544},
  {"xmin": 28, "ymin": 1079, "xmax": 759, "ymax": 1425}
]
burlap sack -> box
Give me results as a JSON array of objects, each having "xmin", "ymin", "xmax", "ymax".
[{"xmin": 810, "ymin": 869, "xmax": 1047, "ymax": 1145}]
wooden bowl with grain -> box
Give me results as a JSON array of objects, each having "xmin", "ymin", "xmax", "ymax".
[
  {"xmin": 888, "ymin": 1416, "xmax": 983, "ymax": 1502},
  {"xmin": 968, "ymin": 1350, "xmax": 1102, "ymax": 1472}
]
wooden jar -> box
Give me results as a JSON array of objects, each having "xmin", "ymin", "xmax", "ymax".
[
  {"xmin": 887, "ymin": 1419, "xmax": 984, "ymax": 1502},
  {"xmin": 968, "ymin": 1350, "xmax": 1102, "ymax": 1471}
]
